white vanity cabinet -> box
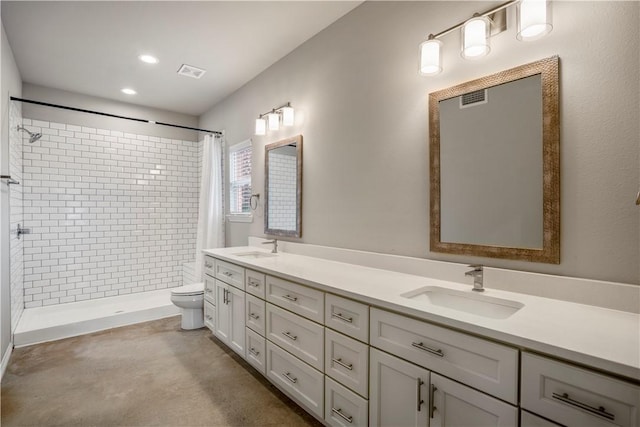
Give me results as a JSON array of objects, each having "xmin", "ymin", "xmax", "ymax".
[
  {"xmin": 203, "ymin": 251, "xmax": 639, "ymax": 427},
  {"xmin": 214, "ymin": 279, "xmax": 246, "ymax": 358},
  {"xmin": 430, "ymin": 373, "xmax": 518, "ymax": 426},
  {"xmin": 369, "ymin": 348, "xmax": 430, "ymax": 427},
  {"xmin": 521, "ymin": 352, "xmax": 640, "ymax": 427}
]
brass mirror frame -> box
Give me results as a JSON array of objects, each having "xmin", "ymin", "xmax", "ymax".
[
  {"xmin": 429, "ymin": 56, "xmax": 560, "ymax": 263},
  {"xmin": 265, "ymin": 135, "xmax": 303, "ymax": 238}
]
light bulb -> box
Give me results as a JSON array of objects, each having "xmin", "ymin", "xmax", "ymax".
[
  {"xmin": 419, "ymin": 38, "xmax": 443, "ymax": 76},
  {"xmin": 461, "ymin": 16, "xmax": 490, "ymax": 59},
  {"xmin": 282, "ymin": 107, "xmax": 295, "ymax": 126},
  {"xmin": 268, "ymin": 112, "xmax": 280, "ymax": 131},
  {"xmin": 255, "ymin": 118, "xmax": 266, "ymax": 136},
  {"xmin": 517, "ymin": 0, "xmax": 552, "ymax": 41}
]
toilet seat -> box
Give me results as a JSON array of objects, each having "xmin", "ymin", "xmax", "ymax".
[{"xmin": 171, "ymin": 282, "xmax": 204, "ymax": 296}]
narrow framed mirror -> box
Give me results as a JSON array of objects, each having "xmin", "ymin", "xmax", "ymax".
[
  {"xmin": 265, "ymin": 135, "xmax": 303, "ymax": 238},
  {"xmin": 429, "ymin": 56, "xmax": 559, "ymax": 263}
]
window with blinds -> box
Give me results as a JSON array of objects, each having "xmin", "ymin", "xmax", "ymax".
[{"xmin": 229, "ymin": 141, "xmax": 252, "ymax": 215}]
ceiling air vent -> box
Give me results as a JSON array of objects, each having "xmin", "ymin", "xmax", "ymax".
[
  {"xmin": 460, "ymin": 89, "xmax": 487, "ymax": 108},
  {"xmin": 177, "ymin": 64, "xmax": 206, "ymax": 79}
]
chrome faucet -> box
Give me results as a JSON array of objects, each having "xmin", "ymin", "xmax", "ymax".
[
  {"xmin": 262, "ymin": 239, "xmax": 278, "ymax": 254},
  {"xmin": 465, "ymin": 265, "xmax": 484, "ymax": 292}
]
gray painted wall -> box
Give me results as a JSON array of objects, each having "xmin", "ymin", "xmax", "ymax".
[
  {"xmin": 199, "ymin": 1, "xmax": 639, "ymax": 285},
  {"xmin": 1, "ymin": 21, "xmax": 23, "ymax": 362},
  {"xmin": 22, "ymin": 84, "xmax": 200, "ymax": 141}
]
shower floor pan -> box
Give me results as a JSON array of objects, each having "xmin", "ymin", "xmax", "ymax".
[{"xmin": 13, "ymin": 289, "xmax": 180, "ymax": 347}]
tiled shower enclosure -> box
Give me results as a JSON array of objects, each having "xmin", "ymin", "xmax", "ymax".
[{"xmin": 18, "ymin": 117, "xmax": 201, "ymax": 308}]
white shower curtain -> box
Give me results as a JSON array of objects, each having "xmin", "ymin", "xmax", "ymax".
[{"xmin": 195, "ymin": 134, "xmax": 224, "ymax": 281}]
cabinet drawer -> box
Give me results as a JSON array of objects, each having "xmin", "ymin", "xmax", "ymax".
[
  {"xmin": 246, "ymin": 328, "xmax": 266, "ymax": 375},
  {"xmin": 370, "ymin": 308, "xmax": 518, "ymax": 404},
  {"xmin": 267, "ymin": 341, "xmax": 324, "ymax": 419},
  {"xmin": 204, "ymin": 274, "xmax": 216, "ymax": 305},
  {"xmin": 204, "ymin": 255, "xmax": 216, "ymax": 278},
  {"xmin": 431, "ymin": 373, "xmax": 518, "ymax": 427},
  {"xmin": 325, "ymin": 294, "xmax": 369, "ymax": 343},
  {"xmin": 215, "ymin": 259, "xmax": 245, "ymax": 290},
  {"xmin": 246, "ymin": 269, "xmax": 266, "ymax": 299},
  {"xmin": 521, "ymin": 410, "xmax": 562, "ymax": 427},
  {"xmin": 267, "ymin": 276, "xmax": 324, "ymax": 323},
  {"xmin": 325, "ymin": 329, "xmax": 368, "ymax": 398},
  {"xmin": 246, "ymin": 294, "xmax": 266, "ymax": 336},
  {"xmin": 266, "ymin": 303, "xmax": 324, "ymax": 371},
  {"xmin": 204, "ymin": 300, "xmax": 215, "ymax": 331},
  {"xmin": 325, "ymin": 376, "xmax": 368, "ymax": 427},
  {"xmin": 521, "ymin": 352, "xmax": 640, "ymax": 427}
]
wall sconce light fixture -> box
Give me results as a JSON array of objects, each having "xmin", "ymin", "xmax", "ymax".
[
  {"xmin": 255, "ymin": 102, "xmax": 295, "ymax": 136},
  {"xmin": 419, "ymin": 0, "xmax": 552, "ymax": 76}
]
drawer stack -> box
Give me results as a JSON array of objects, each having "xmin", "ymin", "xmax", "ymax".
[
  {"xmin": 245, "ymin": 269, "xmax": 267, "ymax": 373},
  {"xmin": 203, "ymin": 256, "xmax": 216, "ymax": 331},
  {"xmin": 265, "ymin": 275, "xmax": 326, "ymax": 419},
  {"xmin": 324, "ymin": 294, "xmax": 370, "ymax": 427}
]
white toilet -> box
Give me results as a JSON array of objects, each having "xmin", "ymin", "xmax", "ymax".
[{"xmin": 170, "ymin": 282, "xmax": 205, "ymax": 330}]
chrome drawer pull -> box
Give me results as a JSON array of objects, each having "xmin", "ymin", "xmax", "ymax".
[
  {"xmin": 248, "ymin": 347, "xmax": 260, "ymax": 357},
  {"xmin": 205, "ymin": 262, "xmax": 213, "ymax": 268},
  {"xmin": 429, "ymin": 384, "xmax": 437, "ymax": 419},
  {"xmin": 205, "ymin": 314, "xmax": 213, "ymax": 321},
  {"xmin": 205, "ymin": 288, "xmax": 212, "ymax": 293},
  {"xmin": 417, "ymin": 378, "xmax": 424, "ymax": 412},
  {"xmin": 282, "ymin": 331, "xmax": 298, "ymax": 341},
  {"xmin": 331, "ymin": 408, "xmax": 353, "ymax": 424},
  {"xmin": 411, "ymin": 342, "xmax": 444, "ymax": 358},
  {"xmin": 222, "ymin": 271, "xmax": 233, "ymax": 277},
  {"xmin": 552, "ymin": 392, "xmax": 615, "ymax": 421},
  {"xmin": 283, "ymin": 372, "xmax": 297, "ymax": 384},
  {"xmin": 249, "ymin": 313, "xmax": 260, "ymax": 320},
  {"xmin": 331, "ymin": 312, "xmax": 353, "ymax": 323},
  {"xmin": 332, "ymin": 357, "xmax": 353, "ymax": 371},
  {"xmin": 248, "ymin": 281, "xmax": 260, "ymax": 288},
  {"xmin": 282, "ymin": 294, "xmax": 298, "ymax": 302}
]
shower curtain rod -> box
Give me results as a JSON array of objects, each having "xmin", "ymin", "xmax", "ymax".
[{"xmin": 10, "ymin": 97, "xmax": 222, "ymax": 136}]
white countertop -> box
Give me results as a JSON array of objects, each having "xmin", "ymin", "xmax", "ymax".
[{"xmin": 203, "ymin": 246, "xmax": 640, "ymax": 382}]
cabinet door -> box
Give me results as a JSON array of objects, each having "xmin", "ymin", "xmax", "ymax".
[
  {"xmin": 228, "ymin": 285, "xmax": 246, "ymax": 358},
  {"xmin": 370, "ymin": 348, "xmax": 430, "ymax": 427},
  {"xmin": 430, "ymin": 373, "xmax": 518, "ymax": 427},
  {"xmin": 214, "ymin": 281, "xmax": 230, "ymax": 345}
]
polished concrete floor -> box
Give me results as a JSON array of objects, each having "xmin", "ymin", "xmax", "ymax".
[{"xmin": 1, "ymin": 317, "xmax": 322, "ymax": 426}]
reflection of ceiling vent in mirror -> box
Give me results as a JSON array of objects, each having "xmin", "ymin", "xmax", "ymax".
[
  {"xmin": 177, "ymin": 64, "xmax": 207, "ymax": 79},
  {"xmin": 460, "ymin": 89, "xmax": 488, "ymax": 108}
]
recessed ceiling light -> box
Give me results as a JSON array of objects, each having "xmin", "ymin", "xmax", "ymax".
[
  {"xmin": 121, "ymin": 88, "xmax": 137, "ymax": 95},
  {"xmin": 139, "ymin": 54, "xmax": 158, "ymax": 64}
]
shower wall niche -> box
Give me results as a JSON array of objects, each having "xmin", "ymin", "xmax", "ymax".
[{"xmin": 20, "ymin": 118, "xmax": 201, "ymax": 307}]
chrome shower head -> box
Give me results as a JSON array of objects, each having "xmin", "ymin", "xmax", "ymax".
[{"xmin": 17, "ymin": 125, "xmax": 43, "ymax": 143}]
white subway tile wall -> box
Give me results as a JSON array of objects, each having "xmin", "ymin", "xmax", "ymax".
[
  {"xmin": 20, "ymin": 119, "xmax": 201, "ymax": 307},
  {"xmin": 9, "ymin": 102, "xmax": 25, "ymax": 328},
  {"xmin": 268, "ymin": 152, "xmax": 297, "ymax": 230}
]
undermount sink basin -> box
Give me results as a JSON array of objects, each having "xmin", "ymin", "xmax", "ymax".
[
  {"xmin": 232, "ymin": 251, "xmax": 278, "ymax": 259},
  {"xmin": 401, "ymin": 286, "xmax": 524, "ymax": 319}
]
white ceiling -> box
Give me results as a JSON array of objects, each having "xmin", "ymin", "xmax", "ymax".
[{"xmin": 2, "ymin": 1, "xmax": 362, "ymax": 116}]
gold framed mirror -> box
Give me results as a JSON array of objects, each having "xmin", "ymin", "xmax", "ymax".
[
  {"xmin": 429, "ymin": 56, "xmax": 559, "ymax": 263},
  {"xmin": 264, "ymin": 135, "xmax": 303, "ymax": 238}
]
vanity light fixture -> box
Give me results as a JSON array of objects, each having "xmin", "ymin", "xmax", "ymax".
[
  {"xmin": 254, "ymin": 102, "xmax": 295, "ymax": 136},
  {"xmin": 121, "ymin": 88, "xmax": 137, "ymax": 95},
  {"xmin": 419, "ymin": 0, "xmax": 552, "ymax": 75}
]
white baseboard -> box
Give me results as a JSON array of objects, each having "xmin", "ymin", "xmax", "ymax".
[{"xmin": 1, "ymin": 341, "xmax": 13, "ymax": 381}]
